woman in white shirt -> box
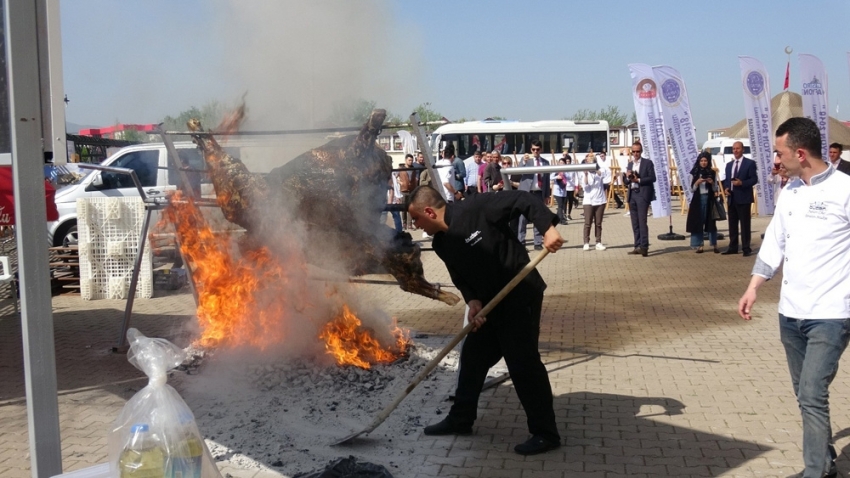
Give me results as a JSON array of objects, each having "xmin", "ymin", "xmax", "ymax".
[
  {"xmin": 580, "ymin": 154, "xmax": 607, "ymax": 251},
  {"xmin": 552, "ymin": 158, "xmax": 570, "ymax": 225}
]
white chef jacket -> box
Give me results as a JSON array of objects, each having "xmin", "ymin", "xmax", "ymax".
[{"xmin": 752, "ymin": 165, "xmax": 850, "ymax": 319}]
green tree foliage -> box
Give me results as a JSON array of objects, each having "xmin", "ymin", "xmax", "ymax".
[
  {"xmin": 567, "ymin": 105, "xmax": 633, "ymax": 127},
  {"xmin": 119, "ymin": 129, "xmax": 150, "ymax": 143},
  {"xmin": 325, "ymin": 98, "xmax": 378, "ymax": 127},
  {"xmin": 161, "ymin": 101, "xmax": 227, "ymax": 132},
  {"xmin": 412, "ymin": 102, "xmax": 443, "ymax": 125}
]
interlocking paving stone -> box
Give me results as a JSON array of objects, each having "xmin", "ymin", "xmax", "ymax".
[{"xmin": 3, "ymin": 209, "xmax": 850, "ymax": 477}]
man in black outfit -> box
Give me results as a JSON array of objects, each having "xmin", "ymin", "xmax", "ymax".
[
  {"xmin": 407, "ymin": 185, "xmax": 563, "ymax": 456},
  {"xmin": 722, "ymin": 141, "xmax": 758, "ymax": 257}
]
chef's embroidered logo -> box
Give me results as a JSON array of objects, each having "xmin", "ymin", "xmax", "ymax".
[
  {"xmin": 465, "ymin": 230, "xmax": 482, "ymax": 246},
  {"xmin": 807, "ymin": 201, "xmax": 827, "ymax": 219}
]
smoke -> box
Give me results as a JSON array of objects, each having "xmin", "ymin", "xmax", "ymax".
[{"xmin": 209, "ymin": 0, "xmax": 422, "ymax": 131}]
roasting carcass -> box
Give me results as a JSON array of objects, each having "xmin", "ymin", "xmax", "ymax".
[{"xmin": 188, "ymin": 109, "xmax": 460, "ymax": 306}]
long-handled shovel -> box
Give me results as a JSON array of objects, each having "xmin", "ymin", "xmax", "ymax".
[{"xmin": 331, "ymin": 248, "xmax": 550, "ymax": 446}]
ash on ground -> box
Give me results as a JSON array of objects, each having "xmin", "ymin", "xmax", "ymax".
[{"xmin": 172, "ymin": 335, "xmax": 507, "ymax": 477}]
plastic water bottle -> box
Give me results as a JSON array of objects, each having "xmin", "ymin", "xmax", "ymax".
[
  {"xmin": 165, "ymin": 414, "xmax": 203, "ymax": 478},
  {"xmin": 119, "ymin": 424, "xmax": 165, "ymax": 478}
]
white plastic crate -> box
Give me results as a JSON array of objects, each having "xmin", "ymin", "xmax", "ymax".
[{"xmin": 77, "ymin": 197, "xmax": 152, "ymax": 300}]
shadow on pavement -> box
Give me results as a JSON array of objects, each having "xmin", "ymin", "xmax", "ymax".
[
  {"xmin": 552, "ymin": 391, "xmax": 771, "ymax": 476},
  {"xmin": 0, "ymin": 301, "xmax": 197, "ymax": 403}
]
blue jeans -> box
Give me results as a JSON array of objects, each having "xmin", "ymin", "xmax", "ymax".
[
  {"xmin": 689, "ymin": 194, "xmax": 717, "ymax": 247},
  {"xmin": 779, "ymin": 315, "xmax": 850, "ymax": 477}
]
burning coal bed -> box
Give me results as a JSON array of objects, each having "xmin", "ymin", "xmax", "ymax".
[{"xmin": 176, "ymin": 336, "xmax": 509, "ymax": 476}]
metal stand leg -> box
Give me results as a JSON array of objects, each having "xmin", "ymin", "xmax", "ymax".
[{"xmin": 115, "ymin": 207, "xmax": 153, "ymax": 351}]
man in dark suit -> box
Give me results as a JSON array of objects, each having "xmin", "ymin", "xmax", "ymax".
[
  {"xmin": 626, "ymin": 143, "xmax": 656, "ymax": 257},
  {"xmin": 828, "ymin": 143, "xmax": 850, "ymax": 176},
  {"xmin": 517, "ymin": 139, "xmax": 551, "ymax": 251},
  {"xmin": 721, "ymin": 141, "xmax": 758, "ymax": 257}
]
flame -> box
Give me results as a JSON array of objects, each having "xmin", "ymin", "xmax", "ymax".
[
  {"xmin": 319, "ymin": 304, "xmax": 410, "ymax": 369},
  {"xmin": 160, "ymin": 191, "xmax": 304, "ymax": 349},
  {"xmin": 160, "ymin": 191, "xmax": 410, "ymax": 365}
]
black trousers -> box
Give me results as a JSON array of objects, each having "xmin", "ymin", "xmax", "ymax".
[
  {"xmin": 629, "ymin": 194, "xmax": 651, "ymax": 248},
  {"xmin": 448, "ymin": 290, "xmax": 560, "ymax": 443},
  {"xmin": 727, "ymin": 201, "xmax": 752, "ymax": 253}
]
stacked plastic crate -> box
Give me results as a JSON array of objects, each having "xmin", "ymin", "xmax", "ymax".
[{"xmin": 77, "ymin": 197, "xmax": 153, "ymax": 300}]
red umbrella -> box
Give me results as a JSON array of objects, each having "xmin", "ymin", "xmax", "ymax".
[{"xmin": 0, "ymin": 165, "xmax": 60, "ymax": 226}]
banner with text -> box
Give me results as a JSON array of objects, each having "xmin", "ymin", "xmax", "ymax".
[
  {"xmin": 799, "ymin": 54, "xmax": 829, "ymax": 159},
  {"xmin": 629, "ymin": 63, "xmax": 671, "ymax": 217},
  {"xmin": 652, "ymin": 65, "xmax": 699, "ymax": 205},
  {"xmin": 738, "ymin": 56, "xmax": 775, "ymax": 215}
]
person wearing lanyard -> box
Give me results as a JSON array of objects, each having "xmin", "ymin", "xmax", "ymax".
[
  {"xmin": 517, "ymin": 139, "xmax": 551, "ymax": 251},
  {"xmin": 738, "ymin": 117, "xmax": 850, "ymax": 478}
]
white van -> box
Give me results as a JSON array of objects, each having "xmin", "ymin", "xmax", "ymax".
[
  {"xmin": 48, "ymin": 142, "xmax": 217, "ymax": 247},
  {"xmin": 702, "ymin": 137, "xmax": 751, "ymax": 181}
]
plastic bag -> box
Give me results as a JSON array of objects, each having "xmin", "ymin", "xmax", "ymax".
[{"xmin": 109, "ymin": 328, "xmax": 222, "ymax": 478}]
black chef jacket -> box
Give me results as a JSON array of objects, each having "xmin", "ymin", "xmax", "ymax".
[{"xmin": 432, "ymin": 191, "xmax": 558, "ymax": 308}]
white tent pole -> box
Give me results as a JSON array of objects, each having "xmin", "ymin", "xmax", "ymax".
[{"xmin": 5, "ymin": 0, "xmax": 63, "ymax": 476}]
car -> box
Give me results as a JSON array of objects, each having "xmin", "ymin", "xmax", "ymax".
[{"xmin": 48, "ymin": 142, "xmax": 213, "ymax": 247}]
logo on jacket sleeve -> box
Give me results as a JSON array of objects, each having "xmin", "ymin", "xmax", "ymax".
[{"xmin": 465, "ymin": 230, "xmax": 483, "ymax": 246}]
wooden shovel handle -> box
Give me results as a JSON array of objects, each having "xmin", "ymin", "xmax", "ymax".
[{"xmin": 361, "ymin": 248, "xmax": 551, "ymax": 434}]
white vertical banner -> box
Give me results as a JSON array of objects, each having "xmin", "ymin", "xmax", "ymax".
[
  {"xmin": 738, "ymin": 56, "xmax": 775, "ymax": 215},
  {"xmin": 628, "ymin": 63, "xmax": 671, "ymax": 217},
  {"xmin": 799, "ymin": 54, "xmax": 829, "ymax": 159},
  {"xmin": 652, "ymin": 65, "xmax": 699, "ymax": 205}
]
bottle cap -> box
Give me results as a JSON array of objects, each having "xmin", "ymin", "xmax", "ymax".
[{"xmin": 130, "ymin": 424, "xmax": 149, "ymax": 433}]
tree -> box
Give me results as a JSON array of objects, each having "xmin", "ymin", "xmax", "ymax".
[
  {"xmin": 567, "ymin": 105, "xmax": 633, "ymax": 127},
  {"xmin": 412, "ymin": 102, "xmax": 443, "ymax": 126},
  {"xmin": 120, "ymin": 129, "xmax": 150, "ymax": 143},
  {"xmin": 161, "ymin": 101, "xmax": 228, "ymax": 132},
  {"xmin": 324, "ymin": 98, "xmax": 378, "ymax": 127}
]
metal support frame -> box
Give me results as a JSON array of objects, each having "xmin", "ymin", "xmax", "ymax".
[
  {"xmin": 409, "ymin": 112, "xmax": 445, "ymax": 201},
  {"xmin": 500, "ymin": 164, "xmax": 598, "ymax": 190},
  {"xmin": 6, "ymin": 0, "xmax": 63, "ymax": 475}
]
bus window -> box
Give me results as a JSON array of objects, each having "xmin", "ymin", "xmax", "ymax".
[
  {"xmin": 378, "ymin": 136, "xmax": 391, "ymax": 151},
  {"xmin": 393, "ymin": 135, "xmax": 403, "ymax": 151},
  {"xmin": 493, "ymin": 134, "xmax": 505, "ymax": 153},
  {"xmin": 562, "ymin": 134, "xmax": 576, "ymax": 153},
  {"xmin": 575, "ymin": 131, "xmax": 608, "ymax": 154}
]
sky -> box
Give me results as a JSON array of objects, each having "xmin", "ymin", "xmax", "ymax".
[{"xmin": 59, "ymin": 0, "xmax": 850, "ymax": 143}]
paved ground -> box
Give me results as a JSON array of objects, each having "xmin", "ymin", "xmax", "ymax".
[{"xmin": 2, "ymin": 205, "xmax": 849, "ymax": 477}]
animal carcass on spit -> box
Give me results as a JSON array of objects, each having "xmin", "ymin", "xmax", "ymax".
[{"xmin": 188, "ymin": 108, "xmax": 460, "ymax": 306}]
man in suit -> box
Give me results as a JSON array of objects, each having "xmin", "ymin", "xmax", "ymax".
[
  {"xmin": 626, "ymin": 143, "xmax": 656, "ymax": 257},
  {"xmin": 517, "ymin": 139, "xmax": 551, "ymax": 251},
  {"xmin": 828, "ymin": 143, "xmax": 850, "ymax": 176},
  {"xmin": 722, "ymin": 141, "xmax": 758, "ymax": 257}
]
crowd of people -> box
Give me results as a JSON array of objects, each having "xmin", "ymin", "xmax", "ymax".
[{"xmin": 401, "ymin": 119, "xmax": 850, "ymax": 473}]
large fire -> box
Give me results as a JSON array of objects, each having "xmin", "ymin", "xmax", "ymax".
[
  {"xmin": 320, "ymin": 304, "xmax": 410, "ymax": 369},
  {"xmin": 160, "ymin": 191, "xmax": 409, "ymax": 367}
]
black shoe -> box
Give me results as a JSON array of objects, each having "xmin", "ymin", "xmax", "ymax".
[
  {"xmin": 742, "ymin": 251, "xmax": 753, "ymax": 257},
  {"xmin": 534, "ymin": 245, "xmax": 544, "ymax": 251},
  {"xmin": 423, "ymin": 418, "xmax": 472, "ymax": 436},
  {"xmin": 640, "ymin": 247, "xmax": 648, "ymax": 257},
  {"xmin": 721, "ymin": 249, "xmax": 738, "ymax": 255},
  {"xmin": 514, "ymin": 435, "xmax": 561, "ymax": 455}
]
